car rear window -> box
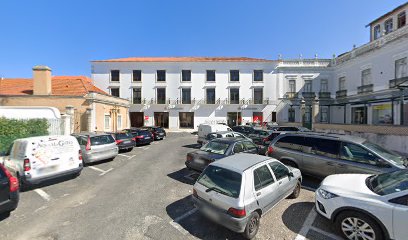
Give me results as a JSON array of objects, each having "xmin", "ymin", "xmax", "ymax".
[
  {"xmin": 115, "ymin": 133, "xmax": 133, "ymax": 140},
  {"xmin": 197, "ymin": 165, "xmax": 242, "ymax": 198},
  {"xmin": 155, "ymin": 128, "xmax": 164, "ymax": 132},
  {"xmin": 275, "ymin": 136, "xmax": 304, "ymax": 150},
  {"xmin": 200, "ymin": 141, "xmax": 230, "ymax": 155},
  {"xmin": 90, "ymin": 135, "xmax": 115, "ymax": 145}
]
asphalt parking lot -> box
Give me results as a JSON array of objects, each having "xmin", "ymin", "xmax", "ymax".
[{"xmin": 0, "ymin": 132, "xmax": 343, "ymax": 240}]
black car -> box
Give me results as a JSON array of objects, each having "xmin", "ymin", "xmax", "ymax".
[
  {"xmin": 231, "ymin": 125, "xmax": 255, "ymax": 136},
  {"xmin": 143, "ymin": 126, "xmax": 166, "ymax": 140},
  {"xmin": 0, "ymin": 164, "xmax": 19, "ymax": 217},
  {"xmin": 185, "ymin": 138, "xmax": 260, "ymax": 172},
  {"xmin": 111, "ymin": 132, "xmax": 135, "ymax": 151},
  {"xmin": 274, "ymin": 126, "xmax": 311, "ymax": 132},
  {"xmin": 248, "ymin": 129, "xmax": 273, "ymax": 145},
  {"xmin": 125, "ymin": 129, "xmax": 153, "ymax": 146}
]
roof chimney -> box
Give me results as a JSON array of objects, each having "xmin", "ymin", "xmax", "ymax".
[{"xmin": 33, "ymin": 65, "xmax": 52, "ymax": 95}]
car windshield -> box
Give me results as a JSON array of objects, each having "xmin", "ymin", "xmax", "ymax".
[
  {"xmin": 200, "ymin": 141, "xmax": 230, "ymax": 155},
  {"xmin": 90, "ymin": 135, "xmax": 115, "ymax": 145},
  {"xmin": 367, "ymin": 170, "xmax": 408, "ymax": 195},
  {"xmin": 363, "ymin": 141, "xmax": 406, "ymax": 166},
  {"xmin": 197, "ymin": 165, "xmax": 242, "ymax": 198},
  {"xmin": 115, "ymin": 133, "xmax": 133, "ymax": 140}
]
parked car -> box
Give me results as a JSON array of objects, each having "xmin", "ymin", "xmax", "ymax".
[
  {"xmin": 4, "ymin": 135, "xmax": 83, "ymax": 186},
  {"xmin": 202, "ymin": 131, "xmax": 252, "ymax": 145},
  {"xmin": 0, "ymin": 163, "xmax": 19, "ymax": 217},
  {"xmin": 193, "ymin": 153, "xmax": 302, "ymax": 239},
  {"xmin": 250, "ymin": 131, "xmax": 286, "ymax": 155},
  {"xmin": 231, "ymin": 125, "xmax": 255, "ymax": 136},
  {"xmin": 247, "ymin": 129, "xmax": 273, "ymax": 145},
  {"xmin": 111, "ymin": 132, "xmax": 134, "ymax": 152},
  {"xmin": 197, "ymin": 124, "xmax": 232, "ymax": 145},
  {"xmin": 143, "ymin": 126, "xmax": 167, "ymax": 140},
  {"xmin": 186, "ymin": 138, "xmax": 260, "ymax": 172},
  {"xmin": 268, "ymin": 132, "xmax": 407, "ymax": 178},
  {"xmin": 315, "ymin": 170, "xmax": 408, "ymax": 240},
  {"xmin": 125, "ymin": 129, "xmax": 153, "ymax": 146},
  {"xmin": 73, "ymin": 133, "xmax": 118, "ymax": 165},
  {"xmin": 274, "ymin": 126, "xmax": 310, "ymax": 132}
]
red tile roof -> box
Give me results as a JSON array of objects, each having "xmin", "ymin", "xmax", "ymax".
[
  {"xmin": 92, "ymin": 56, "xmax": 274, "ymax": 63},
  {"xmin": 0, "ymin": 76, "xmax": 107, "ymax": 96}
]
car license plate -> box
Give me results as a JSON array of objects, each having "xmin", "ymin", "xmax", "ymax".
[
  {"xmin": 145, "ymin": 137, "xmax": 151, "ymax": 139},
  {"xmin": 195, "ymin": 159, "xmax": 205, "ymax": 164},
  {"xmin": 202, "ymin": 206, "xmax": 219, "ymax": 221},
  {"xmin": 38, "ymin": 165, "xmax": 58, "ymax": 174},
  {"xmin": 159, "ymin": 133, "xmax": 164, "ymax": 136},
  {"xmin": 124, "ymin": 140, "xmax": 131, "ymax": 144}
]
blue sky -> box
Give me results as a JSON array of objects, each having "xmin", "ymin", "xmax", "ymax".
[{"xmin": 0, "ymin": 0, "xmax": 406, "ymax": 78}]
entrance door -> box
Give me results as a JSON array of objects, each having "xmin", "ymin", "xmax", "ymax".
[
  {"xmin": 227, "ymin": 112, "xmax": 242, "ymax": 127},
  {"xmin": 130, "ymin": 112, "xmax": 144, "ymax": 128},
  {"xmin": 154, "ymin": 112, "xmax": 169, "ymax": 128},
  {"xmin": 253, "ymin": 112, "xmax": 263, "ymax": 124}
]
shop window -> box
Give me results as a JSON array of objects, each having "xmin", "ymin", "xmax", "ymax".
[
  {"xmin": 372, "ymin": 104, "xmax": 393, "ymax": 125},
  {"xmin": 179, "ymin": 112, "xmax": 194, "ymax": 128},
  {"xmin": 352, "ymin": 107, "xmax": 367, "ymax": 124}
]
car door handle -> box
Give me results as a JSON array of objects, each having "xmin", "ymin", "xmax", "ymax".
[
  {"xmin": 278, "ymin": 181, "xmax": 282, "ymax": 185},
  {"xmin": 256, "ymin": 192, "xmax": 262, "ymax": 196},
  {"xmin": 51, "ymin": 158, "xmax": 59, "ymax": 161}
]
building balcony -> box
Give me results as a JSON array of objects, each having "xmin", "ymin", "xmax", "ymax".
[
  {"xmin": 357, "ymin": 84, "xmax": 374, "ymax": 94},
  {"xmin": 285, "ymin": 92, "xmax": 298, "ymax": 99},
  {"xmin": 336, "ymin": 90, "xmax": 347, "ymax": 98},
  {"xmin": 302, "ymin": 92, "xmax": 316, "ymax": 98},
  {"xmin": 389, "ymin": 77, "xmax": 408, "ymax": 88},
  {"xmin": 318, "ymin": 92, "xmax": 331, "ymax": 99}
]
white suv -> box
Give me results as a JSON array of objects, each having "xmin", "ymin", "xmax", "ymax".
[
  {"xmin": 315, "ymin": 170, "xmax": 408, "ymax": 240},
  {"xmin": 193, "ymin": 153, "xmax": 302, "ymax": 239}
]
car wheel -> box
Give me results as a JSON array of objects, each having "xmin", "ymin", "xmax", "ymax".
[
  {"xmin": 281, "ymin": 159, "xmax": 297, "ymax": 168},
  {"xmin": 288, "ymin": 181, "xmax": 301, "ymax": 199},
  {"xmin": 335, "ymin": 211, "xmax": 384, "ymax": 240},
  {"xmin": 243, "ymin": 212, "xmax": 260, "ymax": 239}
]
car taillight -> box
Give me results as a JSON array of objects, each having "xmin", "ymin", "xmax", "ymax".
[
  {"xmin": 228, "ymin": 208, "xmax": 246, "ymax": 218},
  {"xmin": 79, "ymin": 150, "xmax": 83, "ymax": 161},
  {"xmin": 193, "ymin": 189, "xmax": 198, "ymax": 198},
  {"xmin": 116, "ymin": 139, "xmax": 123, "ymax": 144},
  {"xmin": 187, "ymin": 155, "xmax": 193, "ymax": 162},
  {"xmin": 0, "ymin": 164, "xmax": 19, "ymax": 192},
  {"xmin": 24, "ymin": 158, "xmax": 31, "ymax": 171},
  {"xmin": 136, "ymin": 135, "xmax": 144, "ymax": 139},
  {"xmin": 86, "ymin": 137, "xmax": 91, "ymax": 151},
  {"xmin": 268, "ymin": 146, "xmax": 274, "ymax": 154}
]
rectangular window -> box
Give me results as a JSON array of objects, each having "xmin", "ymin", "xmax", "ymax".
[
  {"xmin": 352, "ymin": 106, "xmax": 367, "ymax": 124},
  {"xmin": 320, "ymin": 107, "xmax": 328, "ymax": 123},
  {"xmin": 206, "ymin": 88, "xmax": 215, "ymax": 104},
  {"xmin": 110, "ymin": 87, "xmax": 120, "ymax": 97},
  {"xmin": 304, "ymin": 107, "xmax": 311, "ymax": 122},
  {"xmin": 157, "ymin": 88, "xmax": 166, "ymax": 104},
  {"xmin": 111, "ymin": 70, "xmax": 120, "ymax": 82},
  {"xmin": 289, "ymin": 80, "xmax": 296, "ymax": 92},
  {"xmin": 361, "ymin": 69, "xmax": 372, "ymax": 86},
  {"xmin": 253, "ymin": 88, "xmax": 263, "ymax": 104},
  {"xmin": 104, "ymin": 115, "xmax": 111, "ymax": 130},
  {"xmin": 385, "ymin": 18, "xmax": 393, "ymax": 34},
  {"xmin": 182, "ymin": 70, "xmax": 191, "ymax": 82},
  {"xmin": 132, "ymin": 88, "xmax": 142, "ymax": 104},
  {"xmin": 372, "ymin": 103, "xmax": 393, "ymax": 125},
  {"xmin": 179, "ymin": 112, "xmax": 194, "ymax": 128},
  {"xmin": 395, "ymin": 57, "xmax": 408, "ymax": 79},
  {"xmin": 157, "ymin": 70, "xmax": 166, "ymax": 82},
  {"xmin": 339, "ymin": 77, "xmax": 346, "ymax": 90},
  {"xmin": 181, "ymin": 88, "xmax": 191, "ymax": 104},
  {"xmin": 117, "ymin": 115, "xmax": 122, "ymax": 130},
  {"xmin": 320, "ymin": 79, "xmax": 328, "ymax": 92},
  {"xmin": 288, "ymin": 108, "xmax": 295, "ymax": 122},
  {"xmin": 230, "ymin": 88, "xmax": 239, "ymax": 104},
  {"xmin": 398, "ymin": 12, "xmax": 406, "ymax": 28},
  {"xmin": 304, "ymin": 80, "xmax": 312, "ymax": 92},
  {"xmin": 230, "ymin": 70, "xmax": 240, "ymax": 82},
  {"xmin": 206, "ymin": 70, "xmax": 216, "ymax": 82},
  {"xmin": 253, "ymin": 165, "xmax": 275, "ymax": 191},
  {"xmin": 253, "ymin": 70, "xmax": 263, "ymax": 82},
  {"xmin": 373, "ymin": 24, "xmax": 381, "ymax": 40},
  {"xmin": 132, "ymin": 70, "xmax": 142, "ymax": 82}
]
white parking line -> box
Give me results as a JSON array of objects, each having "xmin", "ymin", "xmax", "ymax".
[
  {"xmin": 294, "ymin": 206, "xmax": 317, "ymax": 240},
  {"xmin": 309, "ymin": 226, "xmax": 343, "ymax": 240},
  {"xmin": 99, "ymin": 168, "xmax": 113, "ymax": 176},
  {"xmin": 34, "ymin": 189, "xmax": 51, "ymax": 202},
  {"xmin": 88, "ymin": 166, "xmax": 105, "ymax": 173},
  {"xmin": 142, "ymin": 146, "xmax": 150, "ymax": 150},
  {"xmin": 169, "ymin": 208, "xmax": 198, "ymax": 235},
  {"xmin": 118, "ymin": 154, "xmax": 132, "ymax": 158}
]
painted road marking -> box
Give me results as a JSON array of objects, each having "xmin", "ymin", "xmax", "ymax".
[
  {"xmin": 294, "ymin": 206, "xmax": 317, "ymax": 240},
  {"xmin": 169, "ymin": 207, "xmax": 198, "ymax": 235},
  {"xmin": 309, "ymin": 226, "xmax": 343, "ymax": 240},
  {"xmin": 118, "ymin": 154, "xmax": 132, "ymax": 158},
  {"xmin": 99, "ymin": 168, "xmax": 113, "ymax": 176},
  {"xmin": 34, "ymin": 189, "xmax": 51, "ymax": 202},
  {"xmin": 88, "ymin": 166, "xmax": 114, "ymax": 176}
]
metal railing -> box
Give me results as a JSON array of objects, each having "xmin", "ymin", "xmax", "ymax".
[
  {"xmin": 336, "ymin": 90, "xmax": 347, "ymax": 98},
  {"xmin": 302, "ymin": 92, "xmax": 316, "ymax": 98},
  {"xmin": 357, "ymin": 84, "xmax": 374, "ymax": 94},
  {"xmin": 285, "ymin": 92, "xmax": 298, "ymax": 99},
  {"xmin": 318, "ymin": 92, "xmax": 331, "ymax": 99},
  {"xmin": 389, "ymin": 77, "xmax": 408, "ymax": 88}
]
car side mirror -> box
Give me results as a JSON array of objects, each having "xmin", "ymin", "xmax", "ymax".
[{"xmin": 288, "ymin": 172, "xmax": 294, "ymax": 178}]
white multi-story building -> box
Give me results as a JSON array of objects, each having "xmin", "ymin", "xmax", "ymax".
[{"xmin": 91, "ymin": 3, "xmax": 408, "ymax": 134}]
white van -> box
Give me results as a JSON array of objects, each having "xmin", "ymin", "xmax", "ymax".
[
  {"xmin": 5, "ymin": 135, "xmax": 83, "ymax": 186},
  {"xmin": 197, "ymin": 124, "xmax": 232, "ymax": 145}
]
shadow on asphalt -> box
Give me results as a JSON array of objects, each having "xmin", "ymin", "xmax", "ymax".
[
  {"xmin": 22, "ymin": 173, "xmax": 79, "ymax": 192},
  {"xmin": 301, "ymin": 175, "xmax": 322, "ymax": 191},
  {"xmin": 182, "ymin": 144, "xmax": 201, "ymax": 149},
  {"xmin": 0, "ymin": 212, "xmax": 11, "ymax": 222},
  {"xmin": 167, "ymin": 168, "xmax": 200, "ymax": 185},
  {"xmin": 166, "ymin": 196, "xmax": 246, "ymax": 240},
  {"xmin": 282, "ymin": 201, "xmax": 315, "ymax": 234}
]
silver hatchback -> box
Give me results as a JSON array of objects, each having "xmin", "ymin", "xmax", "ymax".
[
  {"xmin": 73, "ymin": 133, "xmax": 118, "ymax": 164},
  {"xmin": 192, "ymin": 153, "xmax": 302, "ymax": 239}
]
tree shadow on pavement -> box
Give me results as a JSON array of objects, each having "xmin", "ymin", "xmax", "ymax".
[
  {"xmin": 167, "ymin": 168, "xmax": 199, "ymax": 185},
  {"xmin": 166, "ymin": 196, "xmax": 246, "ymax": 240},
  {"xmin": 282, "ymin": 202, "xmax": 315, "ymax": 234}
]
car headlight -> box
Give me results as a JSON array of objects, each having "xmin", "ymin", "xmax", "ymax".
[{"xmin": 318, "ymin": 189, "xmax": 338, "ymax": 199}]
